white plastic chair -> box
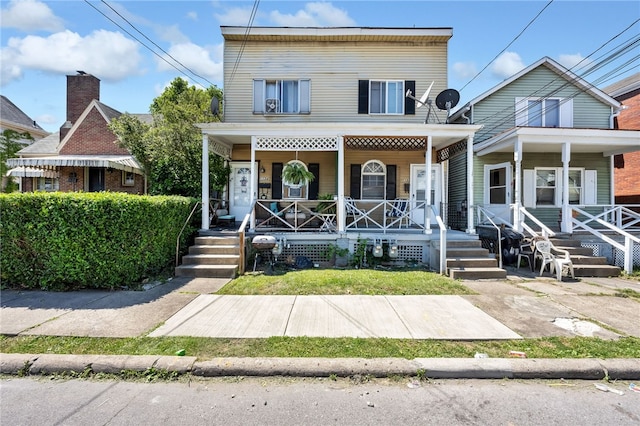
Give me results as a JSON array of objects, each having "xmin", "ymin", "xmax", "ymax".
[{"xmin": 535, "ymin": 240, "xmax": 575, "ymax": 281}]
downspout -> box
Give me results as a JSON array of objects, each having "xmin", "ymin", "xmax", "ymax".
[{"xmin": 460, "ymin": 105, "xmax": 472, "ymax": 124}]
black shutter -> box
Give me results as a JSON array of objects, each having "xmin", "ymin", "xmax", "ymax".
[
  {"xmin": 358, "ymin": 80, "xmax": 369, "ymax": 114},
  {"xmin": 271, "ymin": 163, "xmax": 283, "ymax": 199},
  {"xmin": 308, "ymin": 163, "xmax": 320, "ymax": 200},
  {"xmin": 386, "ymin": 165, "xmax": 397, "ymax": 200},
  {"xmin": 404, "ymin": 80, "xmax": 415, "ymax": 115},
  {"xmin": 350, "ymin": 164, "xmax": 361, "ymax": 199}
]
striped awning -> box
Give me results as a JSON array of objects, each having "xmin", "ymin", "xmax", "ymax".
[
  {"xmin": 6, "ymin": 155, "xmax": 143, "ymax": 174},
  {"xmin": 6, "ymin": 167, "xmax": 59, "ymax": 178}
]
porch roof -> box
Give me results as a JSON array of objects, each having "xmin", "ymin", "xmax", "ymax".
[
  {"xmin": 197, "ymin": 122, "xmax": 483, "ymax": 151},
  {"xmin": 6, "ymin": 167, "xmax": 59, "ymax": 178},
  {"xmin": 474, "ymin": 127, "xmax": 640, "ymax": 157},
  {"xmin": 6, "ymin": 155, "xmax": 144, "ymax": 174}
]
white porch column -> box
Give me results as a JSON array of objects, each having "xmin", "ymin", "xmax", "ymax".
[
  {"xmin": 561, "ymin": 142, "xmax": 571, "ymax": 233},
  {"xmin": 337, "ymin": 135, "xmax": 345, "ymax": 232},
  {"xmin": 250, "ymin": 136, "xmax": 257, "ymax": 231},
  {"xmin": 425, "ymin": 135, "xmax": 433, "ymax": 234},
  {"xmin": 513, "ymin": 140, "xmax": 523, "ymax": 232},
  {"xmin": 201, "ymin": 134, "xmax": 210, "ymax": 230},
  {"xmin": 466, "ymin": 136, "xmax": 475, "ymax": 233}
]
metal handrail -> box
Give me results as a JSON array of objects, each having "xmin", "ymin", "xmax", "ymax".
[
  {"xmin": 175, "ymin": 200, "xmax": 201, "ymax": 267},
  {"xmin": 431, "ymin": 205, "xmax": 447, "ymax": 275},
  {"xmin": 475, "ymin": 205, "xmax": 503, "ymax": 269}
]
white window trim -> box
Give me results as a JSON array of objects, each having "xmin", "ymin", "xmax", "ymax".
[
  {"xmin": 361, "ymin": 159, "xmax": 386, "ymax": 200},
  {"xmin": 369, "ymin": 80, "xmax": 404, "ymax": 115},
  {"xmin": 515, "ymin": 97, "xmax": 573, "ymax": 127},
  {"xmin": 529, "ymin": 167, "xmax": 588, "ymax": 207},
  {"xmin": 253, "ymin": 79, "xmax": 310, "ymax": 115}
]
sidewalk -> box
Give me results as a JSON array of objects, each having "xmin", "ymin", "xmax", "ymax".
[{"xmin": 1, "ymin": 269, "xmax": 639, "ymax": 379}]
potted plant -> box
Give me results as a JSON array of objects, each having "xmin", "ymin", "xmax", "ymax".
[{"xmin": 282, "ymin": 162, "xmax": 315, "ymax": 188}]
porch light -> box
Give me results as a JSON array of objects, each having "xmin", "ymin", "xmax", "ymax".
[
  {"xmin": 373, "ymin": 239, "xmax": 383, "ymax": 258},
  {"xmin": 388, "ymin": 240, "xmax": 398, "ymax": 259}
]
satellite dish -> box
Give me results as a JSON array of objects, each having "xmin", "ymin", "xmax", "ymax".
[
  {"xmin": 210, "ymin": 95, "xmax": 220, "ymax": 116},
  {"xmin": 417, "ymin": 81, "xmax": 434, "ymax": 109},
  {"xmin": 435, "ymin": 89, "xmax": 460, "ymax": 123}
]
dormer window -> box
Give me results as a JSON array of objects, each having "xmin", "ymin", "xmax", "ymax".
[{"xmin": 253, "ymin": 79, "xmax": 310, "ymax": 115}]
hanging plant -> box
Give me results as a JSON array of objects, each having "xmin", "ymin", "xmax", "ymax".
[{"xmin": 282, "ymin": 162, "xmax": 315, "ymax": 187}]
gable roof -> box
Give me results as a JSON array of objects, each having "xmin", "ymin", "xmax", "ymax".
[
  {"xmin": 17, "ymin": 131, "xmax": 60, "ymax": 156},
  {"xmin": 603, "ymin": 72, "xmax": 640, "ymax": 98},
  {"xmin": 450, "ymin": 57, "xmax": 621, "ymax": 121},
  {"xmin": 57, "ymin": 99, "xmax": 122, "ymax": 152},
  {"xmin": 0, "ymin": 95, "xmax": 48, "ymax": 137}
]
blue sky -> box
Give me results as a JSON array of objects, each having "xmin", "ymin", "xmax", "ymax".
[{"xmin": 1, "ymin": 0, "xmax": 638, "ymax": 133}]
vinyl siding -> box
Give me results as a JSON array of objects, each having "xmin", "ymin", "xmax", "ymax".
[
  {"xmin": 447, "ymin": 152, "xmax": 467, "ymax": 230},
  {"xmin": 223, "ymin": 40, "xmax": 448, "ymax": 123},
  {"xmin": 471, "ymin": 66, "xmax": 613, "ymax": 143}
]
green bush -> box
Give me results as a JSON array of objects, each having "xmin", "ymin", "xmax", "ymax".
[{"xmin": 0, "ymin": 192, "xmax": 197, "ymax": 290}]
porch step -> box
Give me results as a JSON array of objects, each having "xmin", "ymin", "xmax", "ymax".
[
  {"xmin": 569, "ymin": 255, "xmax": 610, "ymax": 265},
  {"xmin": 175, "ymin": 264, "xmax": 237, "ymax": 278},
  {"xmin": 446, "ymin": 257, "xmax": 498, "ymax": 268},
  {"xmin": 176, "ymin": 231, "xmax": 241, "ymax": 279},
  {"xmin": 446, "ymin": 247, "xmax": 493, "ymax": 258},
  {"xmin": 540, "ymin": 237, "xmax": 621, "ymax": 277},
  {"xmin": 449, "ymin": 267, "xmax": 508, "ymax": 280},
  {"xmin": 572, "ymin": 264, "xmax": 622, "ymax": 278}
]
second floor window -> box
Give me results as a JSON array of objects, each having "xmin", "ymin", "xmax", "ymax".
[
  {"xmin": 253, "ymin": 79, "xmax": 310, "ymax": 115},
  {"xmin": 515, "ymin": 97, "xmax": 573, "ymax": 128},
  {"xmin": 370, "ymin": 81, "xmax": 404, "ymax": 114}
]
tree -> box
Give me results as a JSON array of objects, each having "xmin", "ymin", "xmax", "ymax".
[
  {"xmin": 1, "ymin": 129, "xmax": 33, "ymax": 192},
  {"xmin": 109, "ymin": 77, "xmax": 228, "ymax": 197}
]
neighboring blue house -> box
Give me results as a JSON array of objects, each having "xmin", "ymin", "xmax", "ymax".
[{"xmin": 448, "ymin": 57, "xmax": 640, "ymax": 272}]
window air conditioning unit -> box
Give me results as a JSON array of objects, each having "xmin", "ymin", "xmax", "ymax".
[{"xmin": 265, "ymin": 98, "xmax": 278, "ymax": 114}]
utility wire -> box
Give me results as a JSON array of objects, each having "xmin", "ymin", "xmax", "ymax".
[
  {"xmin": 228, "ymin": 0, "xmax": 260, "ymax": 85},
  {"xmin": 83, "ymin": 0, "xmax": 215, "ymax": 89},
  {"xmin": 460, "ymin": 0, "xmax": 554, "ymax": 93}
]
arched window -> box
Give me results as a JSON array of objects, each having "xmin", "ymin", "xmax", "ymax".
[{"xmin": 361, "ymin": 160, "xmax": 386, "ymax": 200}]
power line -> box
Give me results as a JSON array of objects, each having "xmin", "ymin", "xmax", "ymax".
[
  {"xmin": 460, "ymin": 0, "xmax": 555, "ymax": 93},
  {"xmin": 228, "ymin": 0, "xmax": 260, "ymax": 85}
]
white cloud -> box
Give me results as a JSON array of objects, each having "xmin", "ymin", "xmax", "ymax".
[
  {"xmin": 156, "ymin": 24, "xmax": 190, "ymax": 45},
  {"xmin": 186, "ymin": 11, "xmax": 198, "ymax": 21},
  {"xmin": 491, "ymin": 51, "xmax": 525, "ymax": 79},
  {"xmin": 34, "ymin": 113, "xmax": 56, "ymax": 126},
  {"xmin": 558, "ymin": 53, "xmax": 590, "ymax": 70},
  {"xmin": 452, "ymin": 62, "xmax": 477, "ymax": 80},
  {"xmin": 0, "ymin": 30, "xmax": 142, "ymax": 86},
  {"xmin": 0, "ymin": 0, "xmax": 64, "ymax": 32},
  {"xmin": 155, "ymin": 43, "xmax": 223, "ymax": 85},
  {"xmin": 214, "ymin": 7, "xmax": 256, "ymax": 26},
  {"xmin": 270, "ymin": 2, "xmax": 356, "ymax": 26}
]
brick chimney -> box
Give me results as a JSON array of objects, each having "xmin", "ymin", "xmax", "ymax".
[{"xmin": 60, "ymin": 72, "xmax": 100, "ymax": 140}]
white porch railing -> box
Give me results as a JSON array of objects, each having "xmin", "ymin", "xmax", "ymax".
[
  {"xmin": 516, "ymin": 205, "xmax": 556, "ymax": 238},
  {"xmin": 432, "ymin": 205, "xmax": 447, "ymax": 274},
  {"xmin": 570, "ymin": 205, "xmax": 640, "ymax": 274}
]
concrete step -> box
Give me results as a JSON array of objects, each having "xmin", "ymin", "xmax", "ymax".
[
  {"xmin": 181, "ymin": 254, "xmax": 240, "ymax": 266},
  {"xmin": 175, "ymin": 264, "xmax": 237, "ymax": 278},
  {"xmin": 549, "ymin": 238, "xmax": 582, "ymax": 247},
  {"xmin": 555, "ymin": 246, "xmax": 594, "ymax": 256},
  {"xmin": 189, "ymin": 245, "xmax": 240, "ymax": 255},
  {"xmin": 195, "ymin": 236, "xmax": 239, "ymax": 246},
  {"xmin": 446, "ymin": 239, "xmax": 483, "ymax": 248},
  {"xmin": 449, "ymin": 267, "xmax": 507, "ymax": 280},
  {"xmin": 569, "ymin": 255, "xmax": 610, "ymax": 265},
  {"xmin": 572, "ymin": 264, "xmax": 621, "ymax": 277},
  {"xmin": 446, "ymin": 257, "xmax": 498, "ymax": 268},
  {"xmin": 445, "ymin": 247, "xmax": 492, "ymax": 257}
]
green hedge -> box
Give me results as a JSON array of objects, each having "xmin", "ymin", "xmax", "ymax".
[{"xmin": 0, "ymin": 192, "xmax": 197, "ymax": 290}]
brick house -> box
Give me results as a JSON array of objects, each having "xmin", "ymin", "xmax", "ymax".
[
  {"xmin": 7, "ymin": 72, "xmax": 146, "ymax": 194},
  {"xmin": 604, "ymin": 72, "xmax": 640, "ymax": 204}
]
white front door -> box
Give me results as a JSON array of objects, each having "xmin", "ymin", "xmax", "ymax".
[
  {"xmin": 484, "ymin": 162, "xmax": 512, "ymax": 224},
  {"xmin": 229, "ymin": 162, "xmax": 256, "ymax": 219},
  {"xmin": 410, "ymin": 164, "xmax": 441, "ymax": 225}
]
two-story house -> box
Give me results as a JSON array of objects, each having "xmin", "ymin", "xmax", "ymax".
[
  {"xmin": 447, "ymin": 57, "xmax": 640, "ymax": 273},
  {"xmin": 190, "ymin": 26, "xmax": 493, "ymax": 277},
  {"xmin": 7, "ymin": 73, "xmax": 146, "ymax": 194}
]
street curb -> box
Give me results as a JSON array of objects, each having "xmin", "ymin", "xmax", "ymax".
[{"xmin": 2, "ymin": 354, "xmax": 639, "ymax": 380}]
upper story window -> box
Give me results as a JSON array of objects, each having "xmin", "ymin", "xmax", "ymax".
[
  {"xmin": 253, "ymin": 79, "xmax": 310, "ymax": 115},
  {"xmin": 358, "ymin": 80, "xmax": 415, "ymax": 116},
  {"xmin": 361, "ymin": 160, "xmax": 386, "ymax": 199},
  {"xmin": 515, "ymin": 97, "xmax": 573, "ymax": 128}
]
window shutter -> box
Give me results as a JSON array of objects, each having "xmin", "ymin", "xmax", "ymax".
[
  {"xmin": 523, "ymin": 169, "xmax": 535, "ymax": 208},
  {"xmin": 308, "ymin": 163, "xmax": 319, "ymax": 200},
  {"xmin": 350, "ymin": 164, "xmax": 361, "ymax": 199},
  {"xmin": 358, "ymin": 80, "xmax": 369, "ymax": 114},
  {"xmin": 253, "ymin": 79, "xmax": 264, "ymax": 114},
  {"xmin": 515, "ymin": 97, "xmax": 526, "ymax": 126},
  {"xmin": 386, "ymin": 165, "xmax": 397, "ymax": 199},
  {"xmin": 560, "ymin": 98, "xmax": 573, "ymax": 127},
  {"xmin": 404, "ymin": 81, "xmax": 415, "ymax": 115},
  {"xmin": 271, "ymin": 163, "xmax": 283, "ymax": 199},
  {"xmin": 584, "ymin": 170, "xmax": 597, "ymax": 204},
  {"xmin": 299, "ymin": 79, "xmax": 311, "ymax": 114}
]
